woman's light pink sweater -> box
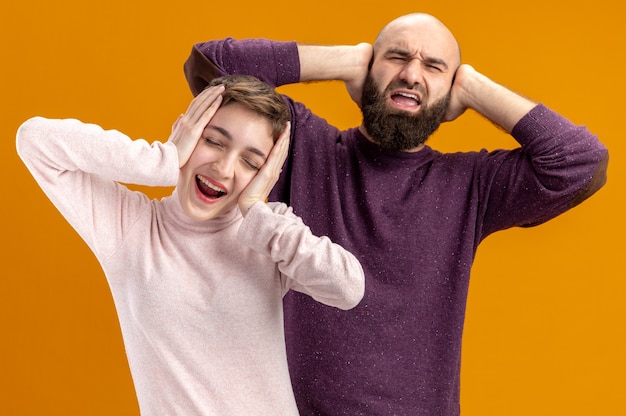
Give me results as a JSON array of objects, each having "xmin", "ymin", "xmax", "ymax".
[{"xmin": 16, "ymin": 116, "xmax": 364, "ymax": 415}]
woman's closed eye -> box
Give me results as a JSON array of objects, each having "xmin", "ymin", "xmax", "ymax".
[
  {"xmin": 242, "ymin": 157, "xmax": 262, "ymax": 171},
  {"xmin": 204, "ymin": 137, "xmax": 223, "ymax": 147}
]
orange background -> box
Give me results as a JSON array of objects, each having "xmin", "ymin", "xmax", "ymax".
[{"xmin": 2, "ymin": 0, "xmax": 624, "ymax": 414}]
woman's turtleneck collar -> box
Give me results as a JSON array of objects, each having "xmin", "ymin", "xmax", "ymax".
[{"xmin": 160, "ymin": 189, "xmax": 243, "ymax": 234}]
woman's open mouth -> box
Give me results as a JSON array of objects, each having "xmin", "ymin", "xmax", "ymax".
[{"xmin": 196, "ymin": 175, "xmax": 227, "ymax": 199}]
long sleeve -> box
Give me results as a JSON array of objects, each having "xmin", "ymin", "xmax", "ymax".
[
  {"xmin": 181, "ymin": 37, "xmax": 610, "ymax": 416},
  {"xmin": 184, "ymin": 38, "xmax": 300, "ymax": 96},
  {"xmin": 478, "ymin": 104, "xmax": 608, "ymax": 236},
  {"xmin": 16, "ymin": 116, "xmax": 179, "ymax": 260},
  {"xmin": 237, "ymin": 202, "xmax": 364, "ymax": 310},
  {"xmin": 512, "ymin": 104, "xmax": 608, "ymax": 209}
]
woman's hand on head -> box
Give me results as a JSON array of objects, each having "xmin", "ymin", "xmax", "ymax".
[
  {"xmin": 238, "ymin": 122, "xmax": 291, "ymax": 216},
  {"xmin": 169, "ymin": 85, "xmax": 225, "ymax": 168}
]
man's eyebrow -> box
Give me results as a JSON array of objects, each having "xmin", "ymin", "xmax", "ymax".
[
  {"xmin": 385, "ymin": 47, "xmax": 412, "ymax": 57},
  {"xmin": 385, "ymin": 47, "xmax": 448, "ymax": 70},
  {"xmin": 423, "ymin": 55, "xmax": 448, "ymax": 70},
  {"xmin": 206, "ymin": 125, "xmax": 267, "ymax": 158}
]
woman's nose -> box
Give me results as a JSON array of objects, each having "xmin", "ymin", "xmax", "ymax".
[{"xmin": 213, "ymin": 154, "xmax": 236, "ymax": 178}]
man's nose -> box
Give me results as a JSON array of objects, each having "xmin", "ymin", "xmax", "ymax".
[{"xmin": 399, "ymin": 59, "xmax": 423, "ymax": 87}]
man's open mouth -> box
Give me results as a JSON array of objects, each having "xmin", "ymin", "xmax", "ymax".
[
  {"xmin": 196, "ymin": 175, "xmax": 226, "ymax": 199},
  {"xmin": 391, "ymin": 92, "xmax": 422, "ymax": 107}
]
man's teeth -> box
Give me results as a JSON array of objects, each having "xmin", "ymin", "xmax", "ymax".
[
  {"xmin": 197, "ymin": 175, "xmax": 225, "ymax": 193},
  {"xmin": 397, "ymin": 92, "xmax": 420, "ymax": 103}
]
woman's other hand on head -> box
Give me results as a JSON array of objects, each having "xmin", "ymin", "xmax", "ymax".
[
  {"xmin": 238, "ymin": 122, "xmax": 291, "ymax": 216},
  {"xmin": 170, "ymin": 85, "xmax": 225, "ymax": 168}
]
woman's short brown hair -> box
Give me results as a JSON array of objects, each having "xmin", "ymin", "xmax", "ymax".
[{"xmin": 207, "ymin": 75, "xmax": 290, "ymax": 142}]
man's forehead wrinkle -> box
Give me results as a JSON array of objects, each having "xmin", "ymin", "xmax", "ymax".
[
  {"xmin": 374, "ymin": 14, "xmax": 460, "ymax": 69},
  {"xmin": 376, "ymin": 36, "xmax": 417, "ymax": 59}
]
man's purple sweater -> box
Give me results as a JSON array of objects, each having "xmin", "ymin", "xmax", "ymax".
[{"xmin": 184, "ymin": 38, "xmax": 608, "ymax": 415}]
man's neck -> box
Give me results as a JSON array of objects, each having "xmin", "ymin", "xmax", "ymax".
[{"xmin": 358, "ymin": 124, "xmax": 426, "ymax": 153}]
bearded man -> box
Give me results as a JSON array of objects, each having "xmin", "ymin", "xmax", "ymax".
[
  {"xmin": 361, "ymin": 71, "xmax": 451, "ymax": 151},
  {"xmin": 182, "ymin": 13, "xmax": 608, "ymax": 416}
]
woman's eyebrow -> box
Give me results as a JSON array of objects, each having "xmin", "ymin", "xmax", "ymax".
[
  {"xmin": 206, "ymin": 125, "xmax": 232, "ymax": 141},
  {"xmin": 246, "ymin": 146, "xmax": 267, "ymax": 159}
]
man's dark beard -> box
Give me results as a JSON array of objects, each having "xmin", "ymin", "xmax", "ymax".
[{"xmin": 361, "ymin": 74, "xmax": 450, "ymax": 151}]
